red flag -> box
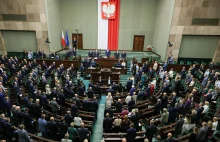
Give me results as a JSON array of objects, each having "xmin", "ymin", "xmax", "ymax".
[
  {"xmin": 61, "ymin": 30, "xmax": 66, "ymax": 48},
  {"xmin": 101, "ymin": 2, "xmax": 116, "ymax": 19}
]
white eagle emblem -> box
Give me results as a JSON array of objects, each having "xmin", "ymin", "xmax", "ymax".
[{"xmin": 102, "ymin": 3, "xmax": 115, "ymax": 18}]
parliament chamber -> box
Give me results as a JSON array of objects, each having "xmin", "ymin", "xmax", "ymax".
[{"xmin": 0, "ymin": 0, "xmax": 220, "ymax": 142}]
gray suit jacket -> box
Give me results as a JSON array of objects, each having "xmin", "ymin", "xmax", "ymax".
[
  {"xmin": 50, "ymin": 101, "xmax": 59, "ymax": 112},
  {"xmin": 197, "ymin": 126, "xmax": 208, "ymax": 140},
  {"xmin": 17, "ymin": 129, "xmax": 32, "ymax": 142},
  {"xmin": 175, "ymin": 118, "xmax": 184, "ymax": 133}
]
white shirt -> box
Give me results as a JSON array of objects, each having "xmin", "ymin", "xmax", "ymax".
[
  {"xmin": 215, "ymin": 80, "xmax": 220, "ymax": 88},
  {"xmin": 125, "ymin": 96, "xmax": 131, "ymax": 104},
  {"xmin": 106, "ymin": 96, "xmax": 113, "ymax": 106},
  {"xmin": 212, "ymin": 121, "xmax": 218, "ymax": 130},
  {"xmin": 159, "ymin": 71, "xmax": 164, "ymax": 79},
  {"xmin": 152, "ymin": 80, "xmax": 156, "ymax": 87},
  {"xmin": 204, "ymin": 71, "xmax": 210, "ymax": 77},
  {"xmin": 74, "ymin": 117, "xmax": 82, "ymax": 126},
  {"xmin": 169, "ymin": 70, "xmax": 174, "ymax": 78},
  {"xmin": 203, "ymin": 105, "xmax": 209, "ymax": 113},
  {"xmin": 189, "ymin": 80, "xmax": 195, "ymax": 87},
  {"xmin": 122, "ymin": 62, "xmax": 126, "ymax": 67}
]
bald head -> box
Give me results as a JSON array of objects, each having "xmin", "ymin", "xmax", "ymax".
[
  {"xmin": 122, "ymin": 138, "xmax": 126, "ymax": 142},
  {"xmin": 167, "ymin": 133, "xmax": 172, "ymax": 139}
]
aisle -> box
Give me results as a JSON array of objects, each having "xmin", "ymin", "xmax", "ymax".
[{"xmin": 90, "ymin": 95, "xmax": 106, "ymax": 142}]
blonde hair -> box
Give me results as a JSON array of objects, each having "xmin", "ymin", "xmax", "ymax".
[{"xmin": 70, "ymin": 122, "xmax": 75, "ymax": 127}]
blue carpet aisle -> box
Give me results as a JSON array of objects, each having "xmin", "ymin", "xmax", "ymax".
[{"xmin": 91, "ymin": 95, "xmax": 106, "ymax": 142}]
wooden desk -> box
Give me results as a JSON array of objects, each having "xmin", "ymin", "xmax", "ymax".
[
  {"xmin": 94, "ymin": 58, "xmax": 126, "ymax": 68},
  {"xmin": 85, "ymin": 67, "xmax": 127, "ymax": 75},
  {"xmin": 91, "ymin": 68, "xmax": 120, "ymax": 84},
  {"xmin": 24, "ymin": 59, "xmax": 79, "ymax": 68}
]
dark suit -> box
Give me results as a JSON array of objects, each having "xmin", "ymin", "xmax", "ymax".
[
  {"xmin": 197, "ymin": 126, "xmax": 208, "ymax": 141},
  {"xmin": 146, "ymin": 125, "xmax": 156, "ymax": 142},
  {"xmin": 71, "ymin": 105, "xmax": 78, "ymax": 118},
  {"xmin": 47, "ymin": 121, "xmax": 58, "ymax": 140},
  {"xmin": 105, "ymin": 50, "xmax": 111, "ymax": 57},
  {"xmin": 103, "ymin": 117, "xmax": 113, "ymax": 133},
  {"xmin": 128, "ymin": 100, "xmax": 135, "ymax": 112},
  {"xmin": 17, "ymin": 129, "xmax": 32, "ymax": 142},
  {"xmin": 83, "ymin": 100, "xmax": 91, "ymax": 111},
  {"xmin": 65, "ymin": 114, "xmax": 73, "ymax": 126},
  {"xmin": 94, "ymin": 51, "xmax": 99, "ymax": 58},
  {"xmin": 121, "ymin": 52, "xmax": 126, "ymax": 58},
  {"xmin": 115, "ymin": 102, "xmax": 122, "ymax": 113},
  {"xmin": 88, "ymin": 51, "xmax": 94, "ymax": 57},
  {"xmin": 114, "ymin": 52, "xmax": 120, "ymax": 59},
  {"xmin": 104, "ymin": 108, "xmax": 113, "ymax": 118},
  {"xmin": 174, "ymin": 118, "xmax": 184, "ymax": 136},
  {"xmin": 78, "ymin": 127, "xmax": 90, "ymax": 142},
  {"xmin": 58, "ymin": 121, "xmax": 68, "ymax": 139},
  {"xmin": 126, "ymin": 128, "xmax": 137, "ymax": 142},
  {"xmin": 33, "ymin": 103, "xmax": 41, "ymax": 118},
  {"xmin": 164, "ymin": 138, "xmax": 177, "ymax": 142}
]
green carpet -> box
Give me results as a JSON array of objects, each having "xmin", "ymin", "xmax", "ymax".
[{"xmin": 91, "ymin": 95, "xmax": 106, "ymax": 142}]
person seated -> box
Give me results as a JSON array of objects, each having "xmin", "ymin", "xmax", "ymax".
[
  {"xmin": 105, "ymin": 49, "xmax": 111, "ymax": 58},
  {"xmin": 94, "ymin": 49, "xmax": 99, "ymax": 58},
  {"xmin": 114, "ymin": 50, "xmax": 120, "ymax": 59},
  {"xmin": 121, "ymin": 50, "xmax": 126, "ymax": 59},
  {"xmin": 88, "ymin": 50, "xmax": 94, "ymax": 58}
]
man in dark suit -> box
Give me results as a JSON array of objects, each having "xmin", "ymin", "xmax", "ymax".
[
  {"xmin": 115, "ymin": 99, "xmax": 122, "ymax": 113},
  {"xmin": 13, "ymin": 106, "xmax": 22, "ymax": 125},
  {"xmin": 3, "ymin": 117, "xmax": 15, "ymax": 140},
  {"xmin": 71, "ymin": 102, "xmax": 78, "ymax": 118},
  {"xmin": 121, "ymin": 50, "xmax": 126, "ymax": 59},
  {"xmin": 128, "ymin": 97, "xmax": 135, "ymax": 112},
  {"xmin": 154, "ymin": 99, "xmax": 161, "ymax": 115},
  {"xmin": 50, "ymin": 98, "xmax": 60, "ymax": 114},
  {"xmin": 88, "ymin": 50, "xmax": 94, "ymax": 57},
  {"xmin": 57, "ymin": 117, "xmax": 68, "ymax": 140},
  {"xmin": 87, "ymin": 87, "xmax": 94, "ymax": 98},
  {"xmin": 73, "ymin": 38, "xmax": 77, "ymax": 48},
  {"xmin": 65, "ymin": 111, "xmax": 73, "ymax": 126},
  {"xmin": 82, "ymin": 97, "xmax": 91, "ymax": 111},
  {"xmin": 174, "ymin": 114, "xmax": 184, "ymax": 136},
  {"xmin": 114, "ymin": 50, "xmax": 120, "ymax": 59},
  {"xmin": 103, "ymin": 113, "xmax": 113, "ymax": 133},
  {"xmin": 78, "ymin": 123, "xmax": 90, "ymax": 142},
  {"xmin": 164, "ymin": 133, "xmax": 177, "ymax": 142},
  {"xmin": 22, "ymin": 109, "xmax": 34, "ymax": 132},
  {"xmin": 126, "ymin": 78, "xmax": 133, "ymax": 92},
  {"xmin": 126, "ymin": 123, "xmax": 137, "ymax": 142},
  {"xmin": 197, "ymin": 122, "xmax": 208, "ymax": 142},
  {"xmin": 104, "ymin": 106, "xmax": 113, "ymax": 118},
  {"xmin": 145, "ymin": 121, "xmax": 157, "ymax": 142},
  {"xmin": 196, "ymin": 103, "xmax": 204, "ymax": 124},
  {"xmin": 47, "ymin": 117, "xmax": 58, "ymax": 140},
  {"xmin": 94, "ymin": 49, "xmax": 99, "ymax": 58},
  {"xmin": 91, "ymin": 97, "xmax": 99, "ymax": 114},
  {"xmin": 17, "ymin": 124, "xmax": 32, "ymax": 142},
  {"xmin": 105, "ymin": 49, "xmax": 111, "ymax": 57},
  {"xmin": 106, "ymin": 86, "xmax": 114, "ymax": 94}
]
